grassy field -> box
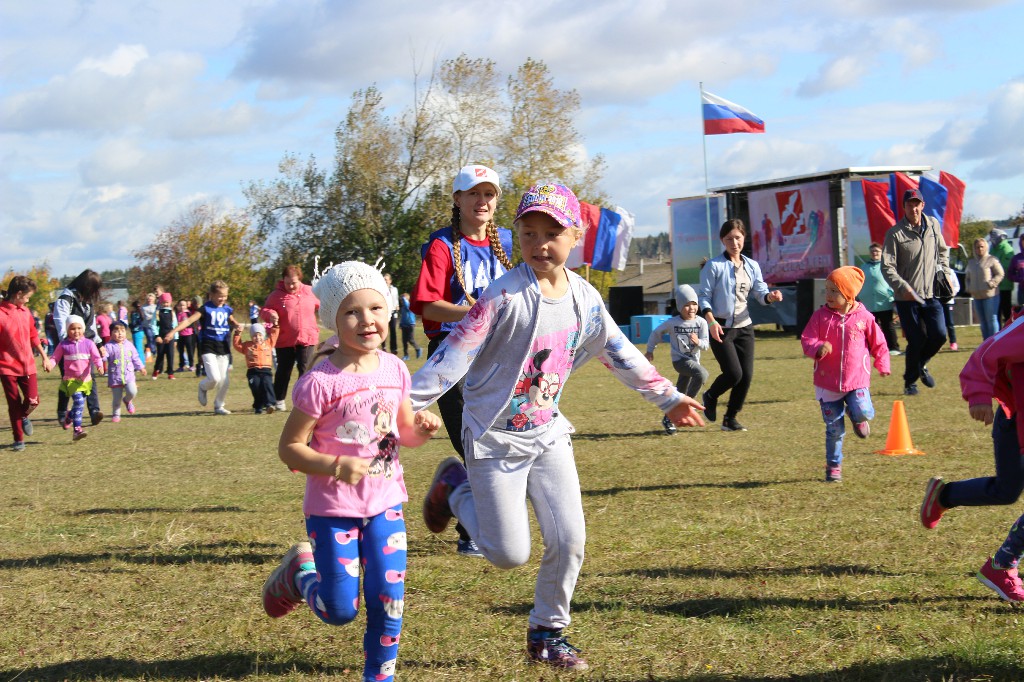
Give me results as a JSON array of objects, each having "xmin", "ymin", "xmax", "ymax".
[{"xmin": 2, "ymin": 325, "xmax": 1023, "ymax": 681}]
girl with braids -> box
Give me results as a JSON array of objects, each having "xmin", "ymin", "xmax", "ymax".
[{"xmin": 411, "ymin": 164, "xmax": 514, "ymax": 557}]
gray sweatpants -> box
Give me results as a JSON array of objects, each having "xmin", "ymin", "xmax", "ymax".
[
  {"xmin": 672, "ymin": 356, "xmax": 708, "ymax": 399},
  {"xmin": 452, "ymin": 428, "xmax": 586, "ymax": 631}
]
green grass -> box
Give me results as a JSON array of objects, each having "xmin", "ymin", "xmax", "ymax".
[{"xmin": 2, "ymin": 326, "xmax": 1024, "ymax": 681}]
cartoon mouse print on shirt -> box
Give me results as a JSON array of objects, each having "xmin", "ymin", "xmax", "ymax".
[
  {"xmin": 507, "ymin": 325, "xmax": 578, "ymax": 431},
  {"xmin": 368, "ymin": 401, "xmax": 397, "ymax": 478}
]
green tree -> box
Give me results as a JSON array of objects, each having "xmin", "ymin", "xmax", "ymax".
[
  {"xmin": 2, "ymin": 262, "xmax": 60, "ymax": 317},
  {"xmin": 130, "ymin": 204, "xmax": 269, "ymax": 308}
]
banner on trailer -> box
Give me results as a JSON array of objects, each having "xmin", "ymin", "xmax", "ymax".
[
  {"xmin": 748, "ymin": 180, "xmax": 834, "ymax": 282},
  {"xmin": 670, "ymin": 194, "xmax": 726, "ymax": 287}
]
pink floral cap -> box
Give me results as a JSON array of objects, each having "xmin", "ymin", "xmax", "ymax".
[{"xmin": 514, "ymin": 183, "xmax": 582, "ymax": 230}]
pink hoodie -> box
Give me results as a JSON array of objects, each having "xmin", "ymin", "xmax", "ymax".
[
  {"xmin": 801, "ymin": 302, "xmax": 890, "ymax": 393},
  {"xmin": 959, "ymin": 312, "xmax": 1024, "ymax": 451}
]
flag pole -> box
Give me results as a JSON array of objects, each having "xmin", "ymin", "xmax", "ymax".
[{"xmin": 700, "ymin": 82, "xmax": 713, "ymax": 260}]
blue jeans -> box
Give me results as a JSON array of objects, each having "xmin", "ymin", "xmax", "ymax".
[
  {"xmin": 893, "ymin": 298, "xmax": 946, "ymax": 386},
  {"xmin": 973, "ymin": 296, "xmax": 1000, "ymax": 340},
  {"xmin": 819, "ymin": 388, "xmax": 875, "ymax": 468},
  {"xmin": 944, "ymin": 410, "xmax": 1023, "ymax": 510}
]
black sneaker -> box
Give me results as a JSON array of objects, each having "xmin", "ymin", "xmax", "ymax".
[
  {"xmin": 920, "ymin": 366, "xmax": 935, "ymax": 388},
  {"xmin": 456, "ymin": 538, "xmax": 484, "ymax": 558},
  {"xmin": 702, "ymin": 390, "xmax": 717, "ymax": 422},
  {"xmin": 721, "ymin": 417, "xmax": 747, "ymax": 432},
  {"xmin": 662, "ymin": 415, "xmax": 677, "ymax": 435},
  {"xmin": 904, "ymin": 383, "xmax": 919, "ymax": 396},
  {"xmin": 527, "ymin": 628, "xmax": 589, "ymax": 671}
]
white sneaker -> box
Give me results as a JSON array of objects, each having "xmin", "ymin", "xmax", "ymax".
[
  {"xmin": 275, "ymin": 400, "xmax": 287, "ymax": 412},
  {"xmin": 214, "ymin": 406, "xmax": 232, "ymax": 415},
  {"xmin": 198, "ymin": 383, "xmax": 208, "ymax": 407}
]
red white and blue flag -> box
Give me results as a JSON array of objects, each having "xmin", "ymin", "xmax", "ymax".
[{"xmin": 701, "ymin": 90, "xmax": 765, "ymax": 135}]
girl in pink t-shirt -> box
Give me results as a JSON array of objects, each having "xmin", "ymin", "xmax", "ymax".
[{"xmin": 261, "ymin": 260, "xmax": 440, "ymax": 682}]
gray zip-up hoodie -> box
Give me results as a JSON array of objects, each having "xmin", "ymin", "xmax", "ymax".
[
  {"xmin": 410, "ymin": 263, "xmax": 684, "ymax": 443},
  {"xmin": 880, "ymin": 215, "xmax": 950, "ymax": 301}
]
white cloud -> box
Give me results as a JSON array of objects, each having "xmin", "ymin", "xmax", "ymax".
[
  {"xmin": 797, "ymin": 56, "xmax": 873, "ymax": 97},
  {"xmin": 74, "ymin": 44, "xmax": 148, "ymax": 76}
]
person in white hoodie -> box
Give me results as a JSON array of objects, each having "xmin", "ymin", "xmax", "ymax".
[{"xmin": 411, "ymin": 182, "xmax": 704, "ymax": 671}]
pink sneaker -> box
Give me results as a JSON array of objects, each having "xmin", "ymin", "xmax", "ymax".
[
  {"xmin": 126, "ymin": 400, "xmax": 136, "ymax": 415},
  {"xmin": 977, "ymin": 557, "xmax": 1024, "ymax": 602},
  {"xmin": 949, "ymin": 342, "xmax": 959, "ymax": 351},
  {"xmin": 112, "ymin": 415, "xmax": 121, "ymax": 423},
  {"xmin": 262, "ymin": 542, "xmax": 313, "ymax": 618},
  {"xmin": 527, "ymin": 627, "xmax": 589, "ymax": 671},
  {"xmin": 72, "ymin": 428, "xmax": 87, "ymax": 442},
  {"xmin": 853, "ymin": 421, "xmax": 870, "ymax": 439},
  {"xmin": 920, "ymin": 477, "xmax": 947, "ymax": 529},
  {"xmin": 422, "ymin": 457, "xmax": 468, "ymax": 533}
]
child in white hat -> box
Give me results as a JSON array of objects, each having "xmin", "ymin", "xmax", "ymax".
[
  {"xmin": 50, "ymin": 314, "xmax": 104, "ymax": 441},
  {"xmin": 262, "ymin": 259, "xmax": 441, "ymax": 682}
]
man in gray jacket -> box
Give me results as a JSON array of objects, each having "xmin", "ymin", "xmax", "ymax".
[{"xmin": 881, "ymin": 188, "xmax": 950, "ymax": 396}]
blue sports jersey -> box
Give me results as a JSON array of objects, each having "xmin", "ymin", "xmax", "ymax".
[{"xmin": 200, "ymin": 302, "xmax": 233, "ymax": 342}]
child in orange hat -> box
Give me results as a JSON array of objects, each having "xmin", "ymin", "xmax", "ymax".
[{"xmin": 800, "ymin": 266, "xmax": 891, "ymax": 481}]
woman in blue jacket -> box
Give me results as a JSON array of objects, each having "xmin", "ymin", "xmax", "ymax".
[{"xmin": 698, "ymin": 219, "xmax": 783, "ymax": 431}]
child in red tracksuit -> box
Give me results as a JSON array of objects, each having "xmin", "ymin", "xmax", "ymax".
[
  {"xmin": 920, "ymin": 312, "xmax": 1024, "ymax": 601},
  {"xmin": 801, "ymin": 266, "xmax": 890, "ymax": 482},
  {"xmin": 0, "ymin": 276, "xmax": 54, "ymax": 451}
]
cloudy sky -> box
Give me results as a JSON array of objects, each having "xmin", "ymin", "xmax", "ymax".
[{"xmin": 2, "ymin": 0, "xmax": 1022, "ymax": 278}]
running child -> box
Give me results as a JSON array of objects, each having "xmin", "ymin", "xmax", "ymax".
[
  {"xmin": 412, "ymin": 183, "xmax": 704, "ymax": 670},
  {"xmin": 51, "ymin": 315, "xmax": 104, "ymax": 441},
  {"xmin": 920, "ymin": 312, "xmax": 1024, "ymax": 600},
  {"xmin": 0, "ymin": 276, "xmax": 53, "ymax": 451},
  {"xmin": 261, "ymin": 260, "xmax": 441, "ymax": 682},
  {"xmin": 232, "ymin": 314, "xmax": 279, "ymax": 414},
  {"xmin": 165, "ymin": 281, "xmax": 240, "ymax": 415},
  {"xmin": 646, "ymin": 283, "xmax": 709, "ymax": 434},
  {"xmin": 103, "ymin": 319, "xmax": 146, "ymax": 422},
  {"xmin": 801, "ymin": 266, "xmax": 890, "ymax": 482}
]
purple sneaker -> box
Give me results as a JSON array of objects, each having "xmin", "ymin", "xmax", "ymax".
[
  {"xmin": 527, "ymin": 627, "xmax": 589, "ymax": 671},
  {"xmin": 977, "ymin": 557, "xmax": 1024, "ymax": 602},
  {"xmin": 422, "ymin": 457, "xmax": 467, "ymax": 533}
]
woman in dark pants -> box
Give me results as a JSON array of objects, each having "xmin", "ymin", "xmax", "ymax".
[{"xmin": 697, "ymin": 219, "xmax": 783, "ymax": 432}]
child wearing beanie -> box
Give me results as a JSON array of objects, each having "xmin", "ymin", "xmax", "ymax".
[
  {"xmin": 232, "ymin": 313, "xmax": 280, "ymax": 414},
  {"xmin": 646, "ymin": 283, "xmax": 710, "ymax": 434},
  {"xmin": 800, "ymin": 266, "xmax": 891, "ymax": 482},
  {"xmin": 263, "ymin": 259, "xmax": 441, "ymax": 682}
]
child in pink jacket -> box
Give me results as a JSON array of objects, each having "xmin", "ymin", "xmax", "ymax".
[
  {"xmin": 919, "ymin": 311, "xmax": 1024, "ymax": 601},
  {"xmin": 801, "ymin": 266, "xmax": 890, "ymax": 482}
]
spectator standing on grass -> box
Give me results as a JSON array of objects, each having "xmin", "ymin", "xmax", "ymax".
[
  {"xmin": 53, "ymin": 269, "xmax": 105, "ymax": 427},
  {"xmin": 261, "ymin": 264, "xmax": 320, "ymax": 412},
  {"xmin": 800, "ymin": 267, "xmax": 890, "ymax": 482},
  {"xmin": 175, "ymin": 299, "xmax": 195, "ymax": 371},
  {"xmin": 384, "ymin": 273, "xmax": 400, "ymax": 355},
  {"xmin": 645, "ymin": 283, "xmax": 709, "ymax": 435},
  {"xmin": 261, "ymin": 260, "xmax": 441, "ymax": 682},
  {"xmin": 165, "ymin": 281, "xmax": 241, "ymax": 415},
  {"xmin": 920, "ymin": 311, "xmax": 1024, "ymax": 601},
  {"xmin": 410, "ymin": 163, "xmax": 515, "ymax": 558},
  {"xmin": 412, "ymin": 183, "xmax": 704, "ymax": 671},
  {"xmin": 965, "ymin": 237, "xmax": 1004, "ymax": 341},
  {"xmin": 96, "ymin": 303, "xmax": 113, "ymax": 347},
  {"xmin": 698, "ymin": 218, "xmax": 784, "ymax": 432},
  {"xmin": 880, "ymin": 189, "xmax": 949, "ymax": 396},
  {"xmin": 0, "ymin": 276, "xmax": 52, "ymax": 452},
  {"xmin": 861, "ymin": 242, "xmax": 901, "ymax": 355},
  {"xmin": 398, "ymin": 292, "xmax": 421, "ymax": 361},
  {"xmin": 990, "ymin": 229, "xmax": 1015, "ymax": 327},
  {"xmin": 140, "ymin": 292, "xmax": 157, "ymax": 359},
  {"xmin": 151, "ymin": 293, "xmax": 177, "ymax": 381},
  {"xmin": 1007, "ymin": 234, "xmax": 1024, "ymax": 308}
]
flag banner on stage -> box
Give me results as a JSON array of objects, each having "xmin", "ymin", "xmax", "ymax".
[
  {"xmin": 701, "ymin": 90, "xmax": 765, "ymax": 135},
  {"xmin": 748, "ymin": 180, "xmax": 834, "ymax": 282}
]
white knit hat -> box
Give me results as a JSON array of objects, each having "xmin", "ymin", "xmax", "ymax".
[
  {"xmin": 65, "ymin": 314, "xmax": 86, "ymax": 332},
  {"xmin": 312, "ymin": 258, "xmax": 392, "ymax": 333},
  {"xmin": 250, "ymin": 323, "xmax": 266, "ymax": 338}
]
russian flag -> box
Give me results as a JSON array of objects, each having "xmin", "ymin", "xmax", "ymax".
[
  {"xmin": 567, "ymin": 202, "xmax": 635, "ymax": 273},
  {"xmin": 702, "ymin": 90, "xmax": 765, "ymax": 135},
  {"xmin": 919, "ymin": 171, "xmax": 965, "ymax": 248}
]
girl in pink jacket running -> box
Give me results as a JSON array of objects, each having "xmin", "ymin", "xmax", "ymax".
[{"xmin": 801, "ymin": 266, "xmax": 890, "ymax": 482}]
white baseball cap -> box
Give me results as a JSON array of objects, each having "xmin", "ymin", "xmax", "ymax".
[{"xmin": 452, "ymin": 164, "xmax": 501, "ymax": 197}]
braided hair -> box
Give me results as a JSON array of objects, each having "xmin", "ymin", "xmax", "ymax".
[{"xmin": 450, "ymin": 204, "xmax": 514, "ymax": 305}]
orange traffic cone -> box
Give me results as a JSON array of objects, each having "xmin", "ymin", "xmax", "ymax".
[{"xmin": 875, "ymin": 400, "xmax": 925, "ymax": 456}]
